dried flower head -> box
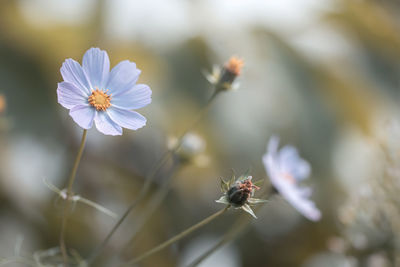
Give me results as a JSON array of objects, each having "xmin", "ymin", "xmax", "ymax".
[
  {"xmin": 263, "ymin": 136, "xmax": 321, "ymax": 221},
  {"xmin": 216, "ymin": 173, "xmax": 266, "ymax": 218},
  {"xmin": 57, "ymin": 47, "xmax": 152, "ymax": 135},
  {"xmin": 0, "ymin": 94, "xmax": 5, "ymax": 113}
]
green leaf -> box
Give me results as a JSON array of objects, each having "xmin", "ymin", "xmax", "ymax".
[
  {"xmin": 243, "ymin": 167, "xmax": 252, "ymax": 177},
  {"xmin": 247, "ymin": 198, "xmax": 268, "ymax": 205},
  {"xmin": 253, "ymin": 179, "xmax": 264, "ymax": 187},
  {"xmin": 215, "ymin": 196, "xmax": 229, "ymax": 205},
  {"xmin": 220, "ymin": 178, "xmax": 229, "ymax": 193},
  {"xmin": 241, "ymin": 204, "xmax": 257, "ymax": 219},
  {"xmin": 230, "ymin": 169, "xmax": 236, "ymax": 186}
]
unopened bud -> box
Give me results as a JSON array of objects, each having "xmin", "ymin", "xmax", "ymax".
[
  {"xmin": 216, "ymin": 57, "xmax": 244, "ymax": 91},
  {"xmin": 168, "ymin": 132, "xmax": 207, "ymax": 165},
  {"xmin": 224, "ymin": 57, "xmax": 244, "ymax": 77},
  {"xmin": 205, "ymin": 57, "xmax": 244, "ymax": 92}
]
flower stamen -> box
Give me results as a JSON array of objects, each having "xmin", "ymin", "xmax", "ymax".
[{"xmin": 88, "ymin": 89, "xmax": 112, "ymax": 111}]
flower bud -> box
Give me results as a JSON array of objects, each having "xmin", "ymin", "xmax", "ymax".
[
  {"xmin": 168, "ymin": 132, "xmax": 208, "ymax": 166},
  {"xmin": 205, "ymin": 57, "xmax": 244, "ymax": 92},
  {"xmin": 216, "ymin": 57, "xmax": 244, "ymax": 92}
]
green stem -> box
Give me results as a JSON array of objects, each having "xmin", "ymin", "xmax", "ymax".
[
  {"xmin": 186, "ymin": 191, "xmax": 274, "ymax": 267},
  {"xmin": 60, "ymin": 129, "xmax": 87, "ymax": 266},
  {"xmin": 186, "ymin": 215, "xmax": 248, "ymax": 267},
  {"xmin": 87, "ymin": 91, "xmax": 219, "ymax": 265},
  {"xmin": 122, "ymin": 161, "xmax": 179, "ymax": 252},
  {"xmin": 120, "ymin": 205, "xmax": 230, "ymax": 266}
]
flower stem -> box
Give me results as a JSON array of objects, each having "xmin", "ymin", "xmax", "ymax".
[
  {"xmin": 186, "ymin": 191, "xmax": 274, "ymax": 267},
  {"xmin": 119, "ymin": 205, "xmax": 230, "ymax": 266},
  {"xmin": 121, "ymin": 161, "xmax": 179, "ymax": 252},
  {"xmin": 87, "ymin": 91, "xmax": 219, "ymax": 265},
  {"xmin": 60, "ymin": 129, "xmax": 87, "ymax": 266},
  {"xmin": 186, "ymin": 215, "xmax": 249, "ymax": 267}
]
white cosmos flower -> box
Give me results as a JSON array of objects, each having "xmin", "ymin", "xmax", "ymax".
[{"xmin": 262, "ymin": 136, "xmax": 321, "ymax": 221}]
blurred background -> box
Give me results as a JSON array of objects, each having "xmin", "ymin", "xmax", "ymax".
[{"xmin": 1, "ymin": 0, "xmax": 400, "ymax": 266}]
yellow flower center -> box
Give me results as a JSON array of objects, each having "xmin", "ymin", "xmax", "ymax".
[
  {"xmin": 88, "ymin": 89, "xmax": 112, "ymax": 111},
  {"xmin": 282, "ymin": 172, "xmax": 296, "ymax": 184}
]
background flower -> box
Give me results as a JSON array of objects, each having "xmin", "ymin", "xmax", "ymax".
[
  {"xmin": 263, "ymin": 136, "xmax": 321, "ymax": 221},
  {"xmin": 57, "ymin": 47, "xmax": 152, "ymax": 135}
]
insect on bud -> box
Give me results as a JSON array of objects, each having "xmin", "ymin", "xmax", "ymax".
[
  {"xmin": 227, "ymin": 178, "xmax": 259, "ymax": 207},
  {"xmin": 216, "ymin": 174, "xmax": 267, "ymax": 219}
]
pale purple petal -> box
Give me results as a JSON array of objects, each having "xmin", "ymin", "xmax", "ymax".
[
  {"xmin": 263, "ymin": 148, "xmax": 281, "ymax": 187},
  {"xmin": 69, "ymin": 105, "xmax": 95, "ymax": 129},
  {"xmin": 279, "ymin": 146, "xmax": 311, "ymax": 181},
  {"xmin": 57, "ymin": 82, "xmax": 87, "ymax": 109},
  {"xmin": 106, "ymin": 60, "xmax": 141, "ymax": 95},
  {"xmin": 61, "ymin": 58, "xmax": 92, "ymax": 95},
  {"xmin": 111, "ymin": 84, "xmax": 152, "ymax": 109},
  {"xmin": 82, "ymin": 48, "xmax": 110, "ymax": 89},
  {"xmin": 298, "ymin": 187, "xmax": 312, "ymax": 198},
  {"xmin": 267, "ymin": 135, "xmax": 280, "ymax": 155},
  {"xmin": 107, "ymin": 107, "xmax": 146, "ymax": 130},
  {"xmin": 293, "ymin": 159, "xmax": 311, "ymax": 180},
  {"xmin": 280, "ymin": 184, "xmax": 321, "ymax": 221},
  {"xmin": 94, "ymin": 111, "xmax": 122, "ymax": 136}
]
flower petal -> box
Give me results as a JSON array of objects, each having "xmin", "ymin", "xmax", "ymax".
[
  {"xmin": 263, "ymin": 148, "xmax": 282, "ymax": 188},
  {"xmin": 82, "ymin": 48, "xmax": 110, "ymax": 89},
  {"xmin": 106, "ymin": 60, "xmax": 141, "ymax": 95},
  {"xmin": 94, "ymin": 111, "xmax": 122, "ymax": 136},
  {"xmin": 57, "ymin": 82, "xmax": 87, "ymax": 109},
  {"xmin": 69, "ymin": 105, "xmax": 95, "ymax": 129},
  {"xmin": 107, "ymin": 107, "xmax": 146, "ymax": 131},
  {"xmin": 279, "ymin": 146, "xmax": 311, "ymax": 181},
  {"xmin": 111, "ymin": 84, "xmax": 152, "ymax": 109},
  {"xmin": 61, "ymin": 58, "xmax": 92, "ymax": 95},
  {"xmin": 241, "ymin": 204, "xmax": 257, "ymax": 219},
  {"xmin": 280, "ymin": 186, "xmax": 322, "ymax": 221},
  {"xmin": 267, "ymin": 135, "xmax": 280, "ymax": 155}
]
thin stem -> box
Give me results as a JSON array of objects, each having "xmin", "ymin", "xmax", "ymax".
[
  {"xmin": 122, "ymin": 161, "xmax": 179, "ymax": 252},
  {"xmin": 60, "ymin": 129, "xmax": 88, "ymax": 266},
  {"xmin": 120, "ymin": 205, "xmax": 230, "ymax": 266},
  {"xmin": 67, "ymin": 130, "xmax": 88, "ymax": 194},
  {"xmin": 186, "ymin": 215, "xmax": 248, "ymax": 267},
  {"xmin": 87, "ymin": 91, "xmax": 220, "ymax": 265},
  {"xmin": 186, "ymin": 191, "xmax": 274, "ymax": 267}
]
